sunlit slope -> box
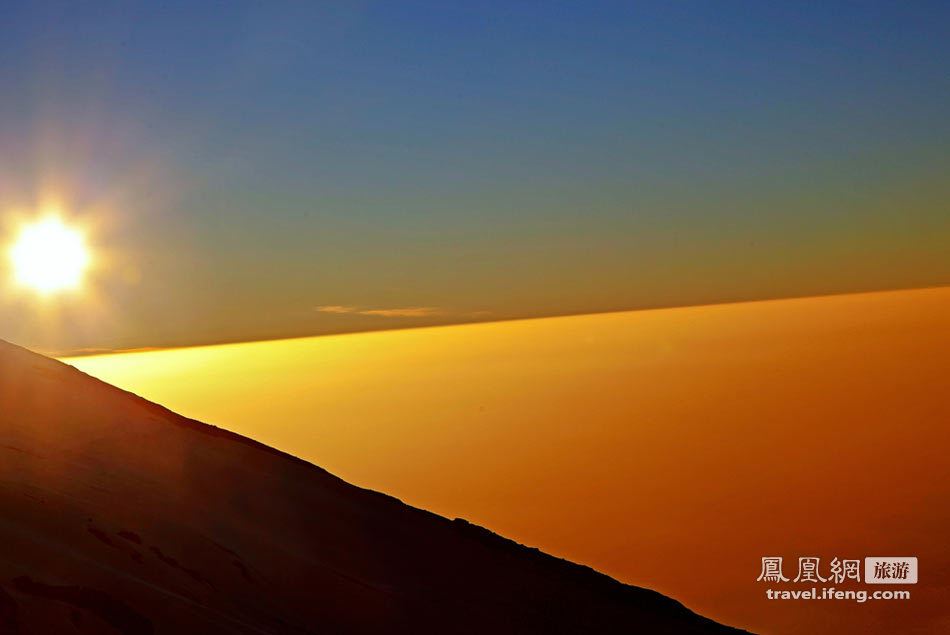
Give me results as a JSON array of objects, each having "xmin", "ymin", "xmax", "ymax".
[{"xmin": 65, "ymin": 287, "xmax": 950, "ymax": 635}]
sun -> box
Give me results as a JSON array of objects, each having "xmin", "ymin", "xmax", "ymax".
[{"xmin": 10, "ymin": 218, "xmax": 91, "ymax": 293}]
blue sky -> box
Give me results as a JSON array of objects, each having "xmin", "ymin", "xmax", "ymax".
[{"xmin": 0, "ymin": 1, "xmax": 948, "ymax": 352}]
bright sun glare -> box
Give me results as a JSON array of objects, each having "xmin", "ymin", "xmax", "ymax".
[{"xmin": 11, "ymin": 218, "xmax": 90, "ymax": 293}]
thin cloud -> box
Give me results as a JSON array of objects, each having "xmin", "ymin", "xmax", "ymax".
[
  {"xmin": 313, "ymin": 305, "xmax": 446, "ymax": 318},
  {"xmin": 313, "ymin": 305, "xmax": 359, "ymax": 314},
  {"xmin": 357, "ymin": 307, "xmax": 443, "ymax": 318}
]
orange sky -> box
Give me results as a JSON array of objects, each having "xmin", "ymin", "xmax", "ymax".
[{"xmin": 63, "ymin": 286, "xmax": 950, "ymax": 634}]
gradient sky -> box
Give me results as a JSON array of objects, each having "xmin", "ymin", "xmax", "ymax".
[{"xmin": 0, "ymin": 1, "xmax": 948, "ymax": 353}]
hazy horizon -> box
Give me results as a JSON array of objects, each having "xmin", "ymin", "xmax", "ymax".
[{"xmin": 36, "ymin": 283, "xmax": 949, "ymax": 357}]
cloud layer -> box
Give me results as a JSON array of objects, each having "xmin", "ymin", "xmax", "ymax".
[{"xmin": 314, "ymin": 305, "xmax": 444, "ymax": 318}]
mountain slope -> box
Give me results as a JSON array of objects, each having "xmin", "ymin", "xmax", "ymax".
[{"xmin": 0, "ymin": 338, "xmax": 744, "ymax": 634}]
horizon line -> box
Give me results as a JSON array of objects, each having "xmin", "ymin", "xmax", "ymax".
[{"xmin": 54, "ymin": 283, "xmax": 950, "ymax": 360}]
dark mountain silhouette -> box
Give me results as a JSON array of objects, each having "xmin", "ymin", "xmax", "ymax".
[{"xmin": 0, "ymin": 338, "xmax": 747, "ymax": 634}]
